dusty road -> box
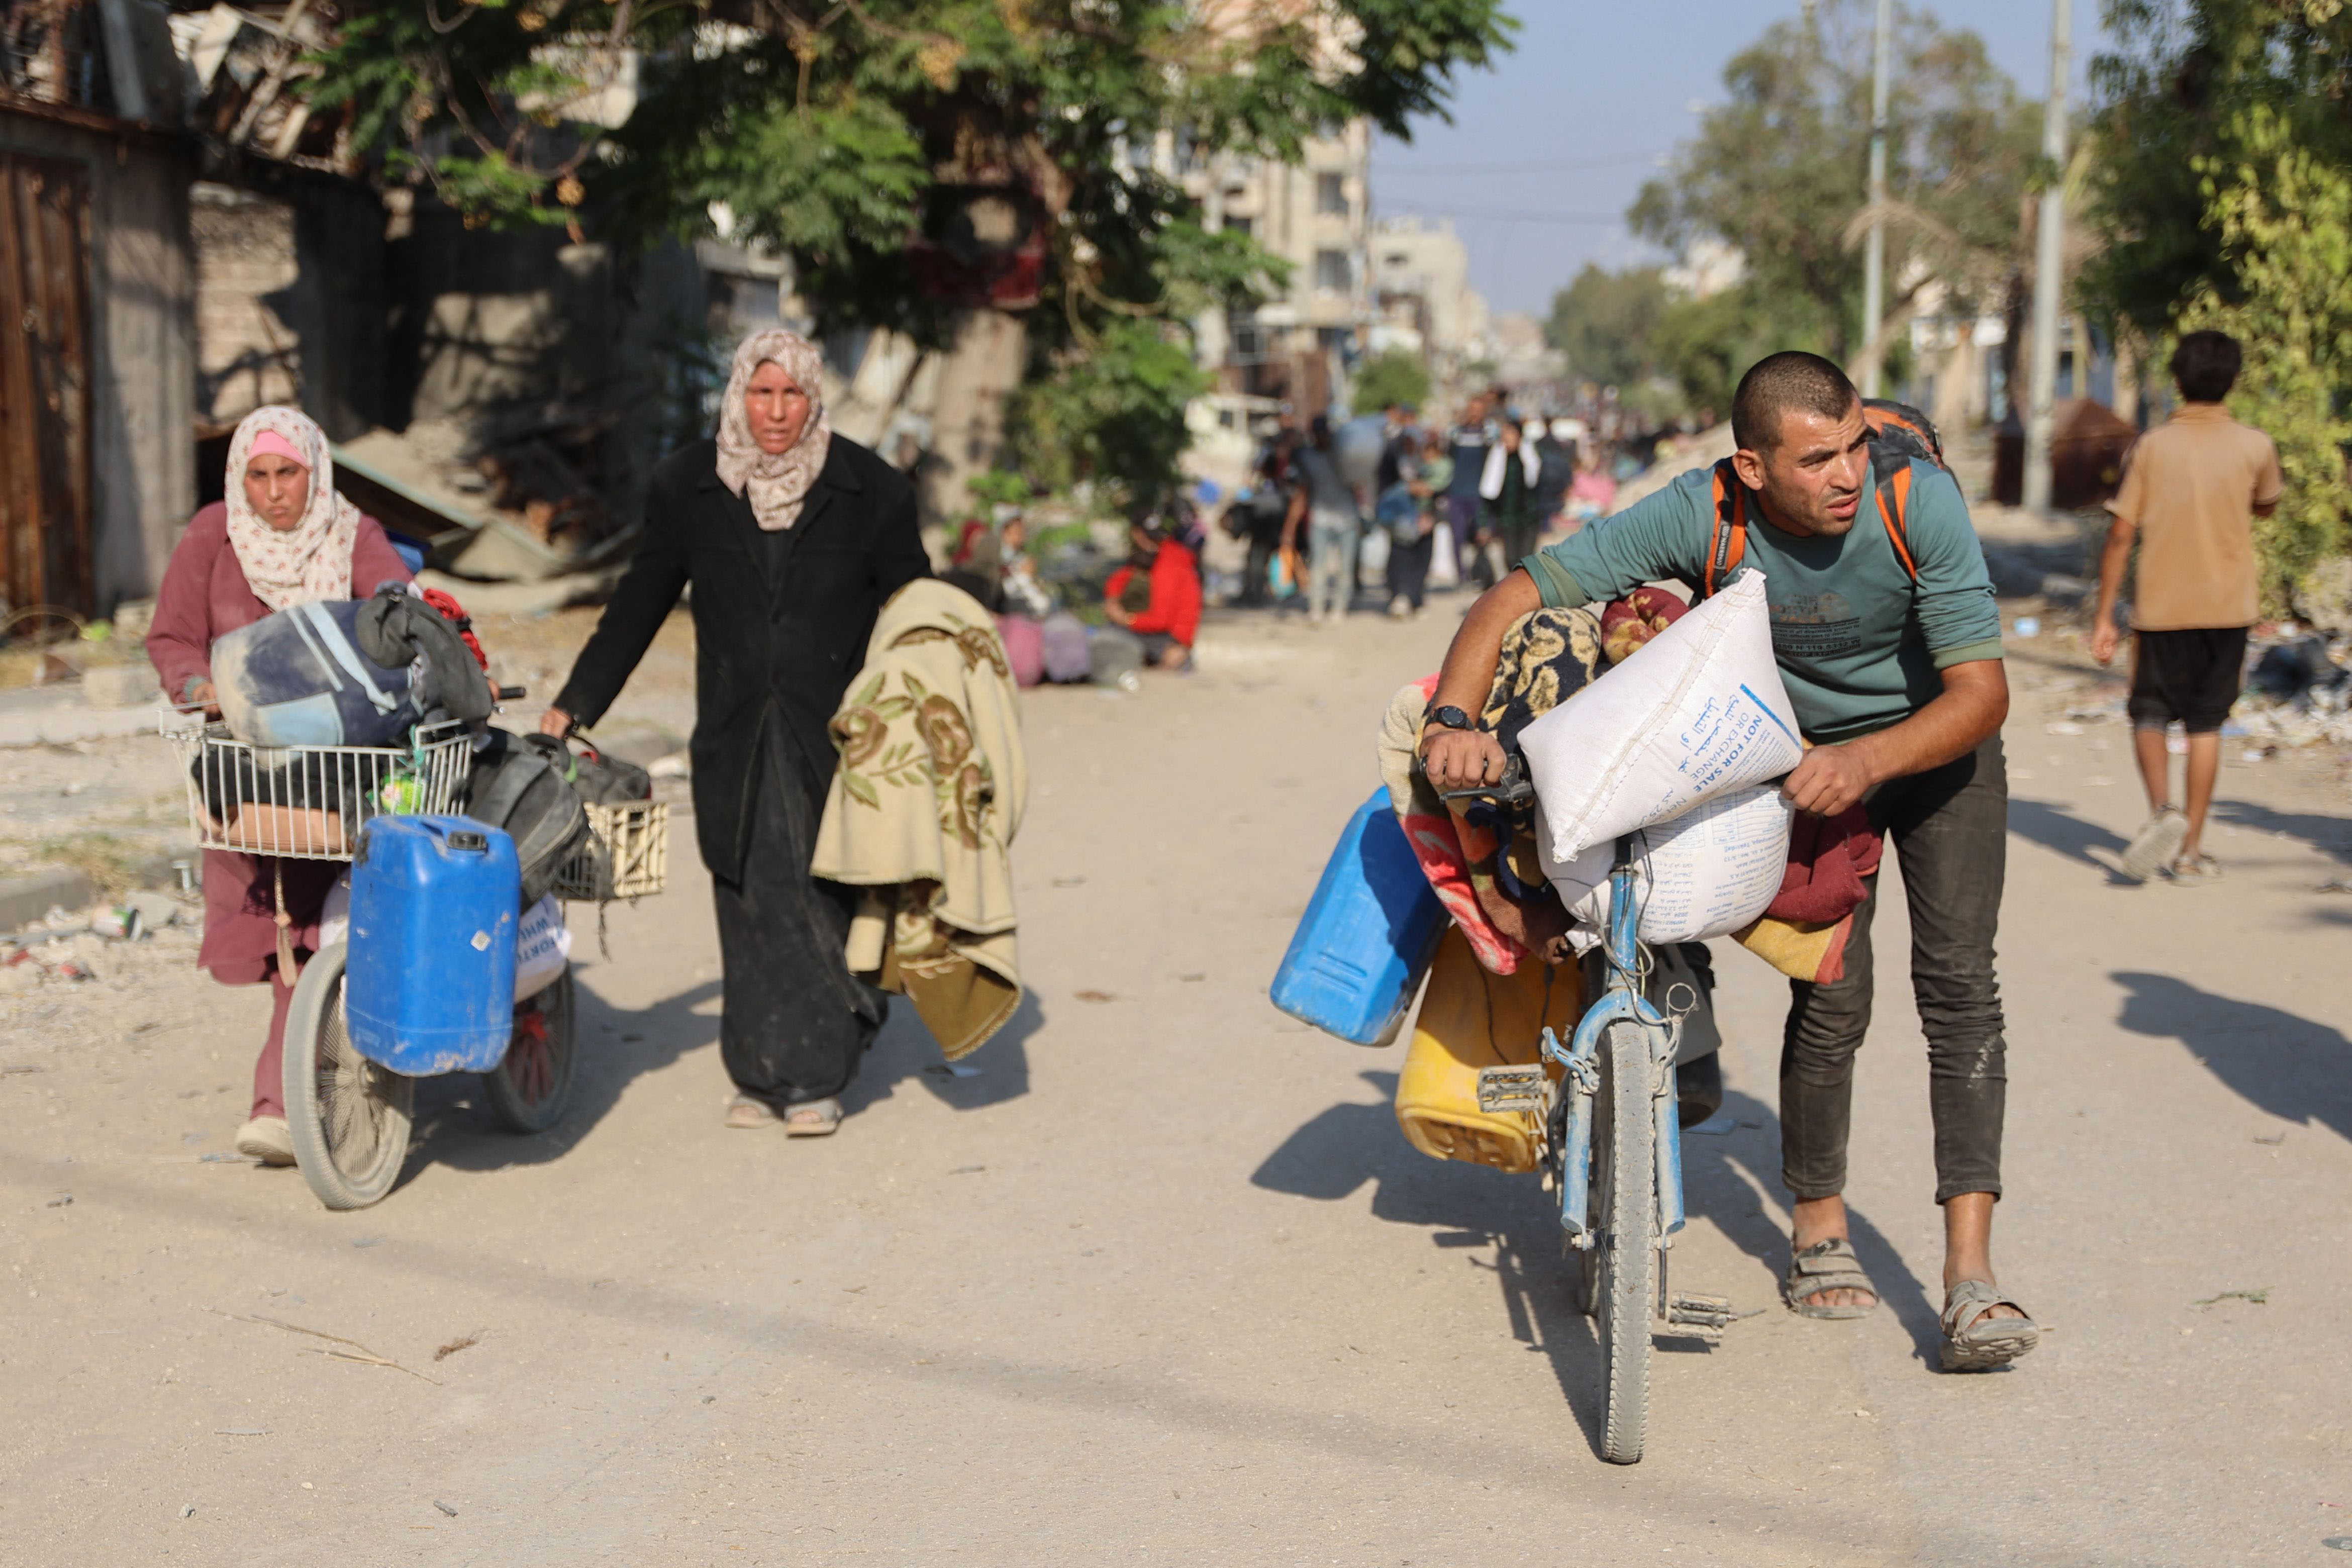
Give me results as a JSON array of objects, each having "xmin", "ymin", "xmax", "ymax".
[{"xmin": 3, "ymin": 599, "xmax": 2349, "ymax": 1566}]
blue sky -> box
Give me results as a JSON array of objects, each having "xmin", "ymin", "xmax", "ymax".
[{"xmin": 1371, "ymin": 1, "xmax": 2119, "ymax": 316}]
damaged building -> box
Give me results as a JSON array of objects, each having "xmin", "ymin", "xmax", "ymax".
[{"xmin": 2, "ymin": 1, "xmax": 955, "ymax": 622}]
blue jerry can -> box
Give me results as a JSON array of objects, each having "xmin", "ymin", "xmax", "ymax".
[
  {"xmin": 346, "ymin": 815, "xmax": 521, "ymax": 1074},
  {"xmin": 1271, "ymin": 789, "xmax": 1446, "ymax": 1045}
]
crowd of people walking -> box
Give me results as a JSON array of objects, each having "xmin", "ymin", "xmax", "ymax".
[{"xmin": 1231, "ymin": 384, "xmax": 1644, "ymax": 627}]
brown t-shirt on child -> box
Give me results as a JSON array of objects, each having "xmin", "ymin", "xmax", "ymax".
[{"xmin": 2106, "ymin": 403, "xmax": 2283, "ymax": 630}]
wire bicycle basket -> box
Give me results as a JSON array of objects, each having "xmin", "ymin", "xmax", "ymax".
[{"xmin": 164, "ymin": 714, "xmax": 474, "ymax": 861}]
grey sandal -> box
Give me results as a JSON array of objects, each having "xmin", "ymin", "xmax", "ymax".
[
  {"xmin": 724, "ymin": 1093, "xmax": 778, "ymax": 1129},
  {"xmin": 1784, "ymin": 1237, "xmax": 1879, "ymax": 1319},
  {"xmin": 782, "ymin": 1096, "xmax": 843, "ymax": 1137},
  {"xmin": 1938, "ymin": 1279, "xmax": 2039, "ymax": 1371}
]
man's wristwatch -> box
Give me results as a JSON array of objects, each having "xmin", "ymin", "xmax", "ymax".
[{"xmin": 1423, "ymin": 705, "xmax": 1473, "ymax": 735}]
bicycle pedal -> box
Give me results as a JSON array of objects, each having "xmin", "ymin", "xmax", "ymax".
[
  {"xmin": 1667, "ymin": 1291, "xmax": 1734, "ymax": 1330},
  {"xmin": 1476, "ymin": 1065, "xmax": 1545, "ymax": 1114}
]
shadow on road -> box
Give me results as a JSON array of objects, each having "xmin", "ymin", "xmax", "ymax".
[
  {"xmin": 400, "ymin": 969, "xmax": 1042, "ymax": 1188},
  {"xmin": 404, "ymin": 973, "xmax": 725, "ymax": 1185},
  {"xmin": 2005, "ymin": 798, "xmax": 2138, "ymax": 884},
  {"xmin": 1250, "ymin": 1069, "xmax": 1606, "ymax": 1451},
  {"xmin": 2210, "ymin": 800, "xmax": 2352, "ymax": 864},
  {"xmin": 1680, "ymin": 1088, "xmax": 1943, "ymax": 1367},
  {"xmin": 846, "ymin": 989, "xmax": 1038, "ymax": 1116},
  {"xmin": 1253, "ymin": 1073, "xmax": 1954, "ymax": 1391},
  {"xmin": 2112, "ymin": 970, "xmax": 2352, "ymax": 1143}
]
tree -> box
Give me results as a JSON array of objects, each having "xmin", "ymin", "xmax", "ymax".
[
  {"xmin": 1351, "ymin": 347, "xmax": 1433, "ymax": 414},
  {"xmin": 1545, "ymin": 264, "xmax": 1669, "ymax": 389},
  {"xmin": 2175, "ymin": 104, "xmax": 2352, "ymax": 611},
  {"xmin": 2083, "ymin": 3, "xmax": 2352, "ymax": 606},
  {"xmin": 308, "ymin": 1, "xmax": 1516, "ymax": 511},
  {"xmin": 1630, "ymin": 0, "xmax": 2037, "ymax": 379},
  {"xmin": 2083, "ymin": 0, "xmax": 2352, "ymax": 337}
]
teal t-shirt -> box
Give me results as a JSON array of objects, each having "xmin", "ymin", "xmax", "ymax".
[{"xmin": 1522, "ymin": 461, "xmax": 2003, "ymax": 742}]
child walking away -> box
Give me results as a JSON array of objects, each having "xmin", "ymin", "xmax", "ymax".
[{"xmin": 2092, "ymin": 330, "xmax": 2284, "ymax": 884}]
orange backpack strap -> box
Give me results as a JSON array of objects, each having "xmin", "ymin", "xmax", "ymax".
[
  {"xmin": 1871, "ymin": 448, "xmax": 1919, "ymax": 583},
  {"xmin": 1703, "ymin": 458, "xmax": 1747, "ymax": 598}
]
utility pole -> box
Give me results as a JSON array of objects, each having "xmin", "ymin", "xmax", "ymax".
[
  {"xmin": 2023, "ymin": 0, "xmax": 2072, "ymax": 514},
  {"xmin": 1860, "ymin": 0, "xmax": 1892, "ymax": 397}
]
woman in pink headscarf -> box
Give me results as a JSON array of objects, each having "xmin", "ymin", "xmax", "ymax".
[{"xmin": 146, "ymin": 406, "xmax": 413, "ymax": 1167}]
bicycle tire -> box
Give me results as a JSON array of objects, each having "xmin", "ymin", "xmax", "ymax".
[
  {"xmin": 283, "ymin": 943, "xmax": 415, "ymax": 1211},
  {"xmin": 1595, "ymin": 1019, "xmax": 1656, "ymax": 1465},
  {"xmin": 485, "ymin": 971, "xmax": 576, "ymax": 1134}
]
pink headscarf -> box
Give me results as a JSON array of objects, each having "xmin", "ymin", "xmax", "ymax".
[
  {"xmin": 223, "ymin": 406, "xmax": 360, "ymax": 611},
  {"xmin": 714, "ymin": 329, "xmax": 833, "ymax": 531}
]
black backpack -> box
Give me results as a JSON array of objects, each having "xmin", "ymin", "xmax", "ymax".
[{"xmin": 463, "ymin": 729, "xmax": 592, "ymax": 906}]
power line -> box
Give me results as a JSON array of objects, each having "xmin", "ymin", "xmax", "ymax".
[
  {"xmin": 1376, "ymin": 208, "xmax": 1627, "ymax": 225},
  {"xmin": 1371, "ymin": 151, "xmax": 1665, "ymax": 177}
]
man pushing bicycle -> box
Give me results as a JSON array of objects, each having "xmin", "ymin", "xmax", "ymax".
[{"xmin": 1419, "ymin": 351, "xmax": 2036, "ymax": 1373}]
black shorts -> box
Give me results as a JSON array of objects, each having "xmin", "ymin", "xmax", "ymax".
[{"xmin": 2128, "ymin": 627, "xmax": 2249, "ymax": 732}]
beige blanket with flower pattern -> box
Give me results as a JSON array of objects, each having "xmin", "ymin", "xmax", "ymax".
[{"xmin": 812, "ymin": 579, "xmax": 1026, "ymax": 1059}]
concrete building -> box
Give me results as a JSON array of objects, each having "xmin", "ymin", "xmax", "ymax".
[
  {"xmin": 1367, "ymin": 215, "xmax": 1489, "ymax": 379},
  {"xmin": 1183, "ymin": 121, "xmax": 1373, "ymax": 419}
]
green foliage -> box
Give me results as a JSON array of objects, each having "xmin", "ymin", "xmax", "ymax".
[
  {"xmin": 1351, "ymin": 348, "xmax": 1433, "ymax": 415},
  {"xmin": 311, "ymin": 0, "xmax": 1510, "ymax": 510},
  {"xmin": 1631, "ymin": 0, "xmax": 2037, "ymax": 365},
  {"xmin": 2176, "ymin": 105, "xmax": 2352, "ymax": 611},
  {"xmin": 1008, "ymin": 319, "xmax": 1210, "ymax": 510},
  {"xmin": 2085, "ymin": 0, "xmax": 2352, "ymax": 335},
  {"xmin": 964, "ymin": 469, "xmax": 1034, "ymax": 512},
  {"xmin": 1546, "ymin": 264, "xmax": 1670, "ymax": 389}
]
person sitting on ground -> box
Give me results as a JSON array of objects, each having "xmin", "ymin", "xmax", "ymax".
[
  {"xmin": 1103, "ymin": 511, "xmax": 1202, "ymax": 669},
  {"xmin": 2091, "ymin": 329, "xmax": 2283, "ymax": 885},
  {"xmin": 145, "ymin": 407, "xmax": 415, "ymax": 1169},
  {"xmin": 1421, "ymin": 350, "xmax": 2036, "ymax": 1373}
]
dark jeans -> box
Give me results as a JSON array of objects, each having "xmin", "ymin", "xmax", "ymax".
[
  {"xmin": 713, "ymin": 719, "xmax": 887, "ymax": 1106},
  {"xmin": 1498, "ymin": 520, "xmax": 1540, "ymax": 581},
  {"xmin": 1781, "ymin": 734, "xmax": 2008, "ymax": 1205},
  {"xmin": 1240, "ymin": 529, "xmax": 1281, "ymax": 607},
  {"xmin": 1387, "ymin": 528, "xmax": 1433, "ymax": 609}
]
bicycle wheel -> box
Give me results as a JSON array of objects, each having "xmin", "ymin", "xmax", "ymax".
[
  {"xmin": 1592, "ymin": 1019, "xmax": 1656, "ymax": 1465},
  {"xmin": 283, "ymin": 943, "xmax": 415, "ymax": 1210},
  {"xmin": 485, "ymin": 971, "xmax": 576, "ymax": 1134}
]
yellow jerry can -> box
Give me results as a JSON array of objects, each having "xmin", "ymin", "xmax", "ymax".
[{"xmin": 1394, "ymin": 925, "xmax": 1584, "ymax": 1173}]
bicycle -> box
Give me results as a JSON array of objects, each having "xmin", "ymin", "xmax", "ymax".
[
  {"xmin": 165, "ymin": 710, "xmax": 666, "ymax": 1209},
  {"xmin": 1445, "ymin": 759, "xmax": 1732, "ymax": 1464}
]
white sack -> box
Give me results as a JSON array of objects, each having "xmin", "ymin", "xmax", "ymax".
[
  {"xmin": 1519, "ymin": 571, "xmax": 1803, "ymax": 867},
  {"xmin": 1428, "ymin": 520, "xmax": 1460, "ymax": 589},
  {"xmin": 514, "ymin": 894, "xmax": 570, "ymax": 1002},
  {"xmin": 1356, "ymin": 525, "xmax": 1390, "ymax": 583},
  {"xmin": 1539, "ymin": 784, "xmax": 1794, "ymax": 946},
  {"xmin": 318, "ymin": 871, "xmax": 351, "ymax": 950}
]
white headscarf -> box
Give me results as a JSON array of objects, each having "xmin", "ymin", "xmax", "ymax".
[
  {"xmin": 714, "ymin": 328, "xmax": 833, "ymax": 531},
  {"xmin": 223, "ymin": 406, "xmax": 360, "ymax": 611}
]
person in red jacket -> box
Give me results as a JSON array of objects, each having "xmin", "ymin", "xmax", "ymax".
[{"xmin": 1103, "ymin": 513, "xmax": 1202, "ymax": 670}]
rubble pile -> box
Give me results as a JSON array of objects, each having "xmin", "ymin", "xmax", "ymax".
[
  {"xmin": 1, "ymin": 893, "xmax": 200, "ymax": 997},
  {"xmin": 2235, "ymin": 629, "xmax": 2352, "ymax": 751}
]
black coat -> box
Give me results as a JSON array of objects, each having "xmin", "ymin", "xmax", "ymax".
[{"xmin": 554, "ymin": 435, "xmax": 932, "ymax": 883}]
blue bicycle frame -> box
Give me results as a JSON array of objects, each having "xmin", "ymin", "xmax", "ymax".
[{"xmin": 1540, "ymin": 836, "xmax": 1685, "ymax": 1250}]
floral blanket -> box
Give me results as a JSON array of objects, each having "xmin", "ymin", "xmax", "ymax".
[{"xmin": 812, "ymin": 580, "xmax": 1027, "ymax": 1059}]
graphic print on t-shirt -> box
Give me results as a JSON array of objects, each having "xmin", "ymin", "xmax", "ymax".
[{"xmin": 1768, "ymin": 589, "xmax": 1862, "ymax": 659}]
